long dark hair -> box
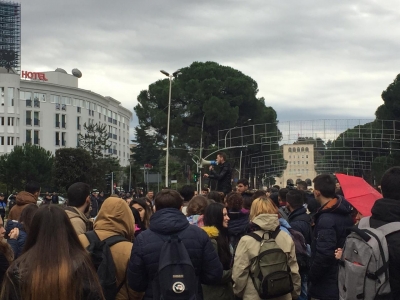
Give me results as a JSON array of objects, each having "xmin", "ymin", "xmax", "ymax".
[
  {"xmin": 130, "ymin": 197, "xmax": 152, "ymax": 229},
  {"xmin": 19, "ymin": 203, "xmax": 38, "ymax": 234},
  {"xmin": 1, "ymin": 205, "xmax": 104, "ymax": 300},
  {"xmin": 204, "ymin": 203, "xmax": 232, "ymax": 269}
]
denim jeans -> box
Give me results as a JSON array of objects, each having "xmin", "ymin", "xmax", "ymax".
[{"xmin": 299, "ymin": 271, "xmax": 308, "ymax": 300}]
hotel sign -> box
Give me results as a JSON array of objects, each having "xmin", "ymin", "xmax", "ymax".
[{"xmin": 21, "ymin": 71, "xmax": 48, "ymax": 81}]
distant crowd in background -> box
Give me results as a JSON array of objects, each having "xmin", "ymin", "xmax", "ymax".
[{"xmin": 0, "ymin": 153, "xmax": 398, "ymax": 300}]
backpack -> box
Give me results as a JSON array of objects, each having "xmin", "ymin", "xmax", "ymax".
[
  {"xmin": 338, "ymin": 216, "xmax": 400, "ymax": 300},
  {"xmin": 247, "ymin": 228, "xmax": 294, "ymax": 299},
  {"xmin": 287, "ymin": 228, "xmax": 310, "ymax": 272},
  {"xmin": 152, "ymin": 231, "xmax": 198, "ymax": 300},
  {"xmin": 84, "ymin": 231, "xmax": 127, "ymax": 300}
]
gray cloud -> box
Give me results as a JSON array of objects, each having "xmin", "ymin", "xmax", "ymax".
[{"xmin": 19, "ymin": 0, "xmax": 400, "ymax": 139}]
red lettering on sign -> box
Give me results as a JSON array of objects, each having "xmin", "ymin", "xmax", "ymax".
[{"xmin": 21, "ymin": 71, "xmax": 48, "ymax": 81}]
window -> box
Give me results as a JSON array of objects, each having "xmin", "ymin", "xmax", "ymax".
[
  {"xmin": 34, "ymin": 111, "xmax": 40, "ymax": 126},
  {"xmin": 50, "ymin": 95, "xmax": 60, "ymax": 104},
  {"xmin": 293, "ymin": 147, "xmax": 296, "ymax": 152},
  {"xmin": 0, "ymin": 87, "xmax": 4, "ymax": 106},
  {"xmin": 20, "ymin": 91, "xmax": 32, "ymax": 101},
  {"xmin": 34, "ymin": 130, "xmax": 39, "ymax": 145},
  {"xmin": 34, "ymin": 92, "xmax": 46, "ymax": 103},
  {"xmin": 0, "ymin": 117, "xmax": 4, "ymax": 126},
  {"xmin": 288, "ymin": 147, "xmax": 292, "ymax": 152},
  {"xmin": 305, "ymin": 147, "xmax": 309, "ymax": 152},
  {"xmin": 55, "ymin": 132, "xmax": 60, "ymax": 146},
  {"xmin": 7, "ymin": 88, "xmax": 14, "ymax": 107},
  {"xmin": 297, "ymin": 147, "xmax": 300, "ymax": 152},
  {"xmin": 306, "ymin": 161, "xmax": 308, "ymax": 164},
  {"xmin": 8, "ymin": 117, "xmax": 14, "ymax": 126},
  {"xmin": 0, "ymin": 136, "xmax": 4, "ymax": 145},
  {"xmin": 86, "ymin": 101, "xmax": 90, "ymax": 109},
  {"xmin": 306, "ymin": 155, "xmax": 308, "ymax": 158},
  {"xmin": 7, "ymin": 137, "xmax": 14, "ymax": 146},
  {"xmin": 62, "ymin": 115, "xmax": 66, "ymax": 128},
  {"xmin": 77, "ymin": 117, "xmax": 81, "ymax": 130},
  {"xmin": 26, "ymin": 130, "xmax": 32, "ymax": 143},
  {"xmin": 55, "ymin": 114, "xmax": 60, "ymax": 128},
  {"xmin": 26, "ymin": 111, "xmax": 32, "ymax": 126},
  {"xmin": 62, "ymin": 132, "xmax": 66, "ymax": 146},
  {"xmin": 301, "ymin": 147, "xmax": 304, "ymax": 152},
  {"xmin": 293, "ymin": 161, "xmax": 296, "ymax": 165}
]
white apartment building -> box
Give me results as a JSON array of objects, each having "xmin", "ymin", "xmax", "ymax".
[
  {"xmin": 275, "ymin": 144, "xmax": 317, "ymax": 188},
  {"xmin": 0, "ymin": 67, "xmax": 132, "ymax": 166}
]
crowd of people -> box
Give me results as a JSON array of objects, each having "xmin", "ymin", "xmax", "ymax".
[{"xmin": 0, "ymin": 154, "xmax": 398, "ymax": 300}]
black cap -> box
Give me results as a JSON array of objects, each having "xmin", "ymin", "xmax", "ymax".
[{"xmin": 0, "ymin": 193, "xmax": 4, "ymax": 196}]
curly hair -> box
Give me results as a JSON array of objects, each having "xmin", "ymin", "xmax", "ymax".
[
  {"xmin": 226, "ymin": 192, "xmax": 243, "ymax": 211},
  {"xmin": 186, "ymin": 196, "xmax": 208, "ymax": 216}
]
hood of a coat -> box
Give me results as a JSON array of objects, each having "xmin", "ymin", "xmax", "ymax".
[
  {"xmin": 371, "ymin": 198, "xmax": 400, "ymax": 223},
  {"xmin": 251, "ymin": 213, "xmax": 280, "ymax": 231},
  {"xmin": 149, "ymin": 208, "xmax": 189, "ymax": 234},
  {"xmin": 228, "ymin": 210, "xmax": 249, "ymax": 235},
  {"xmin": 202, "ymin": 226, "xmax": 219, "ymax": 238},
  {"xmin": 288, "ymin": 207, "xmax": 311, "ymax": 222},
  {"xmin": 15, "ymin": 191, "xmax": 36, "ymax": 205},
  {"xmin": 94, "ymin": 197, "xmax": 135, "ymax": 241}
]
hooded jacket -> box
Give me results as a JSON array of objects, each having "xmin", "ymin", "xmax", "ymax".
[
  {"xmin": 227, "ymin": 209, "xmax": 249, "ymax": 250},
  {"xmin": 127, "ymin": 208, "xmax": 223, "ymax": 300},
  {"xmin": 8, "ymin": 191, "xmax": 37, "ymax": 221},
  {"xmin": 79, "ymin": 197, "xmax": 141, "ymax": 300},
  {"xmin": 65, "ymin": 206, "xmax": 92, "ymax": 236},
  {"xmin": 309, "ymin": 195, "xmax": 353, "ymax": 300},
  {"xmin": 232, "ymin": 213, "xmax": 301, "ymax": 300},
  {"xmin": 202, "ymin": 226, "xmax": 234, "ymax": 300},
  {"xmin": 288, "ymin": 206, "xmax": 313, "ymax": 245},
  {"xmin": 5, "ymin": 221, "xmax": 26, "ymax": 259},
  {"xmin": 208, "ymin": 161, "xmax": 232, "ymax": 195},
  {"xmin": 370, "ymin": 198, "xmax": 400, "ymax": 300}
]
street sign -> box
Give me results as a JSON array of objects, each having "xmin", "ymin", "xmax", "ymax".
[{"xmin": 171, "ymin": 180, "xmax": 177, "ymax": 184}]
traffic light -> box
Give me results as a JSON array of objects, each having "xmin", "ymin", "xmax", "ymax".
[
  {"xmin": 105, "ymin": 173, "xmax": 112, "ymax": 191},
  {"xmin": 193, "ymin": 173, "xmax": 199, "ymax": 183}
]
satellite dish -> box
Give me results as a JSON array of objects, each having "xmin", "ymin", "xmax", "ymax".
[
  {"xmin": 72, "ymin": 68, "xmax": 82, "ymax": 78},
  {"xmin": 55, "ymin": 68, "xmax": 67, "ymax": 74}
]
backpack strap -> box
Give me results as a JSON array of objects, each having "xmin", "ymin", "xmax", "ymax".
[
  {"xmin": 103, "ymin": 235, "xmax": 128, "ymax": 247},
  {"xmin": 358, "ymin": 216, "xmax": 371, "ymax": 229},
  {"xmin": 84, "ymin": 230, "xmax": 101, "ymax": 244},
  {"xmin": 247, "ymin": 232, "xmax": 262, "ymax": 242},
  {"xmin": 377, "ymin": 222, "xmax": 400, "ymax": 236}
]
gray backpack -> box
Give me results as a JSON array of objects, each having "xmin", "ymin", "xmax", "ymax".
[{"xmin": 338, "ymin": 217, "xmax": 400, "ymax": 300}]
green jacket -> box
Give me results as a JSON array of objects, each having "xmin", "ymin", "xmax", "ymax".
[{"xmin": 202, "ymin": 226, "xmax": 235, "ymax": 300}]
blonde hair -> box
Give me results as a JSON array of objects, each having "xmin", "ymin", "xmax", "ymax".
[{"xmin": 250, "ymin": 197, "xmax": 279, "ymax": 221}]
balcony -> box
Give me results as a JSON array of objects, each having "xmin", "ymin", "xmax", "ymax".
[
  {"xmin": 77, "ymin": 124, "xmax": 81, "ymax": 130},
  {"xmin": 34, "ymin": 119, "xmax": 40, "ymax": 126},
  {"xmin": 61, "ymin": 104, "xmax": 66, "ymax": 111},
  {"xmin": 62, "ymin": 122, "xmax": 66, "ymax": 129},
  {"xmin": 26, "ymin": 100, "xmax": 32, "ymax": 107},
  {"xmin": 62, "ymin": 140, "xmax": 66, "ymax": 146},
  {"xmin": 34, "ymin": 138, "xmax": 39, "ymax": 145},
  {"xmin": 34, "ymin": 100, "xmax": 40, "ymax": 108},
  {"xmin": 26, "ymin": 118, "xmax": 32, "ymax": 126},
  {"xmin": 108, "ymin": 117, "xmax": 112, "ymax": 123},
  {"xmin": 77, "ymin": 107, "xmax": 81, "ymax": 113},
  {"xmin": 113, "ymin": 134, "xmax": 117, "ymax": 140},
  {"xmin": 55, "ymin": 121, "xmax": 60, "ymax": 128},
  {"xmin": 56, "ymin": 103, "xmax": 60, "ymax": 110},
  {"xmin": 56, "ymin": 140, "xmax": 60, "ymax": 146}
]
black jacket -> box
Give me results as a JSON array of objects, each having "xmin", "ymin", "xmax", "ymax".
[
  {"xmin": 208, "ymin": 162, "xmax": 232, "ymax": 195},
  {"xmin": 127, "ymin": 208, "xmax": 223, "ymax": 300},
  {"xmin": 227, "ymin": 210, "xmax": 249, "ymax": 250},
  {"xmin": 288, "ymin": 206, "xmax": 313, "ymax": 245},
  {"xmin": 89, "ymin": 195, "xmax": 99, "ymax": 217},
  {"xmin": 309, "ymin": 195, "xmax": 353, "ymax": 300},
  {"xmin": 370, "ymin": 198, "xmax": 400, "ymax": 300}
]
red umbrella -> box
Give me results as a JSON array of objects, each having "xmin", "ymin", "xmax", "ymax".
[{"xmin": 335, "ymin": 173, "xmax": 382, "ymax": 217}]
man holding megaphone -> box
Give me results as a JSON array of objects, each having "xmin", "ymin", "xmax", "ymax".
[{"xmin": 203, "ymin": 152, "xmax": 232, "ymax": 196}]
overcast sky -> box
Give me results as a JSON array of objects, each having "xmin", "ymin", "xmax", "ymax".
[{"xmin": 19, "ymin": 0, "xmax": 400, "ymax": 139}]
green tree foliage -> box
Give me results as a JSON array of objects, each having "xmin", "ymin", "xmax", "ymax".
[
  {"xmin": 53, "ymin": 148, "xmax": 93, "ymax": 192},
  {"xmin": 78, "ymin": 122, "xmax": 111, "ymax": 159},
  {"xmin": 376, "ymin": 73, "xmax": 400, "ymax": 120},
  {"xmin": 134, "ymin": 61, "xmax": 282, "ymax": 183},
  {"xmin": 0, "ymin": 144, "xmax": 53, "ymax": 192},
  {"xmin": 135, "ymin": 61, "xmax": 277, "ymax": 151},
  {"xmin": 132, "ymin": 126, "xmax": 162, "ymax": 167}
]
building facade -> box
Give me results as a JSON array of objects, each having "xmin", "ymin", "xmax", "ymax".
[
  {"xmin": 0, "ymin": 68, "xmax": 132, "ymax": 166},
  {"xmin": 275, "ymin": 144, "xmax": 317, "ymax": 188}
]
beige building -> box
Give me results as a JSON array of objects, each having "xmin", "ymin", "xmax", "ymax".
[{"xmin": 275, "ymin": 144, "xmax": 317, "ymax": 188}]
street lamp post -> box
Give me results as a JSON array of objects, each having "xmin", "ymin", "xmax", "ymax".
[
  {"xmin": 160, "ymin": 69, "xmax": 181, "ymax": 188},
  {"xmin": 224, "ymin": 119, "xmax": 252, "ymax": 148},
  {"xmin": 198, "ymin": 114, "xmax": 206, "ymax": 192},
  {"xmin": 128, "ymin": 158, "xmax": 134, "ymax": 192}
]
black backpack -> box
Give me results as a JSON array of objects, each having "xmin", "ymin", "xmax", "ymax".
[
  {"xmin": 152, "ymin": 231, "xmax": 198, "ymax": 300},
  {"xmin": 287, "ymin": 228, "xmax": 310, "ymax": 272},
  {"xmin": 84, "ymin": 231, "xmax": 127, "ymax": 300}
]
